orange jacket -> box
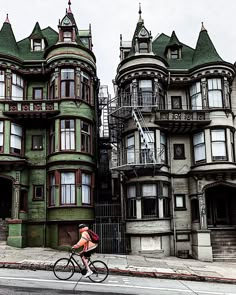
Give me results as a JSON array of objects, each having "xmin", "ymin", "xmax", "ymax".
[{"xmin": 73, "ymin": 227, "xmax": 97, "ymax": 252}]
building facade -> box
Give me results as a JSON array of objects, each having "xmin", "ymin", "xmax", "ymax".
[
  {"xmin": 109, "ymin": 8, "xmax": 236, "ymax": 261},
  {"xmin": 0, "ymin": 2, "xmax": 99, "ymax": 249}
]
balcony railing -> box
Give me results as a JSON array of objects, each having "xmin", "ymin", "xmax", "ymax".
[
  {"xmin": 3, "ymin": 101, "xmax": 59, "ymax": 118},
  {"xmin": 111, "ymin": 148, "xmax": 165, "ymax": 170}
]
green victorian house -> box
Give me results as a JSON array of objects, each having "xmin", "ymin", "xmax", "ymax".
[{"xmin": 0, "ymin": 1, "xmax": 99, "ymax": 249}]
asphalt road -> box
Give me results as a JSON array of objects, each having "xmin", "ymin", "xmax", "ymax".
[{"xmin": 0, "ymin": 268, "xmax": 235, "ymax": 294}]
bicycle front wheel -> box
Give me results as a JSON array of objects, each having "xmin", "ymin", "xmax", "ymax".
[
  {"xmin": 53, "ymin": 258, "xmax": 75, "ymax": 280},
  {"xmin": 88, "ymin": 260, "xmax": 109, "ymax": 283}
]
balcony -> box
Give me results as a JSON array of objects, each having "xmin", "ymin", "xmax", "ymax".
[
  {"xmin": 155, "ymin": 110, "xmax": 211, "ymax": 133},
  {"xmin": 109, "ymin": 92, "xmax": 161, "ymax": 119},
  {"xmin": 111, "ymin": 148, "xmax": 165, "ymax": 171},
  {"xmin": 3, "ymin": 100, "xmax": 60, "ymax": 119}
]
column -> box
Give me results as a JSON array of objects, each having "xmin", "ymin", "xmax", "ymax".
[{"xmin": 198, "ymin": 193, "xmax": 207, "ymax": 230}]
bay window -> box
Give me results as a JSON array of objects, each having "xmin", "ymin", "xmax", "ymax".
[
  {"xmin": 60, "ymin": 119, "xmax": 75, "ymax": 150},
  {"xmin": 12, "ymin": 73, "xmax": 23, "ymax": 101},
  {"xmin": 126, "ymin": 135, "xmax": 135, "ymax": 164},
  {"xmin": 61, "ymin": 69, "xmax": 75, "ymax": 98},
  {"xmin": 0, "ymin": 121, "xmax": 3, "ymax": 152},
  {"xmin": 190, "ymin": 82, "xmax": 202, "ymax": 110},
  {"xmin": 81, "ymin": 72, "xmax": 90, "ymax": 102},
  {"xmin": 61, "ymin": 172, "xmax": 75, "ymax": 205},
  {"xmin": 208, "ymin": 78, "xmax": 223, "ymax": 107},
  {"xmin": 10, "ymin": 123, "xmax": 22, "ymax": 155},
  {"xmin": 0, "ymin": 71, "xmax": 5, "ymax": 99},
  {"xmin": 127, "ymin": 185, "xmax": 136, "ymax": 219},
  {"xmin": 81, "ymin": 121, "xmax": 91, "ymax": 152},
  {"xmin": 142, "ymin": 184, "xmax": 158, "ymax": 218},
  {"xmin": 211, "ymin": 129, "xmax": 227, "ymax": 161},
  {"xmin": 139, "ymin": 80, "xmax": 153, "ymax": 105},
  {"xmin": 82, "ymin": 173, "xmax": 92, "ymax": 205},
  {"xmin": 140, "ymin": 131, "xmax": 155, "ymax": 163},
  {"xmin": 49, "ymin": 174, "xmax": 56, "ymax": 206},
  {"xmin": 193, "ymin": 132, "xmax": 206, "ymax": 163}
]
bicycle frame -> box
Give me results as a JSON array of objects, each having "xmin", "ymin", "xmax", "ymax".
[{"xmin": 68, "ymin": 251, "xmax": 87, "ymax": 274}]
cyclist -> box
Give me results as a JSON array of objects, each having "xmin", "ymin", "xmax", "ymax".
[{"xmin": 72, "ymin": 224, "xmax": 98, "ymax": 278}]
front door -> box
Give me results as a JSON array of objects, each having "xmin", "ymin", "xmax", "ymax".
[
  {"xmin": 0, "ymin": 177, "xmax": 12, "ymax": 219},
  {"xmin": 207, "ymin": 195, "xmax": 229, "ymax": 226}
]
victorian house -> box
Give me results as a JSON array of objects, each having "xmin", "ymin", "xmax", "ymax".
[
  {"xmin": 109, "ymin": 7, "xmax": 236, "ymax": 261},
  {"xmin": 0, "ymin": 1, "xmax": 99, "ymax": 249}
]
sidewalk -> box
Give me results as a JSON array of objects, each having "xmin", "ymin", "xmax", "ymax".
[{"xmin": 0, "ymin": 243, "xmax": 236, "ymax": 284}]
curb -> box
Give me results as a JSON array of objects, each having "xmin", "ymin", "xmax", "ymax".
[{"xmin": 0, "ymin": 262, "xmax": 236, "ymax": 285}]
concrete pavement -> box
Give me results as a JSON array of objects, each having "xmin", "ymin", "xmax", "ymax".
[{"xmin": 0, "ymin": 243, "xmax": 236, "ymax": 284}]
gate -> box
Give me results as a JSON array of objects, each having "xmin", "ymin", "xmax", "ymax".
[{"xmin": 93, "ymin": 222, "xmax": 127, "ymax": 254}]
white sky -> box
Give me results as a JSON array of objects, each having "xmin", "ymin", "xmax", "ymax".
[{"xmin": 0, "ymin": 0, "xmax": 235, "ymax": 96}]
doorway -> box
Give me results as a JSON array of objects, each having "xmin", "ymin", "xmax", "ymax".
[{"xmin": 0, "ymin": 177, "xmax": 13, "ymax": 219}]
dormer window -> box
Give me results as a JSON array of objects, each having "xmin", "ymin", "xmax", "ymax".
[
  {"xmin": 139, "ymin": 42, "xmax": 148, "ymax": 53},
  {"xmin": 63, "ymin": 31, "xmax": 72, "ymax": 42},
  {"xmin": 33, "ymin": 39, "xmax": 42, "ymax": 51},
  {"xmin": 171, "ymin": 49, "xmax": 179, "ymax": 59}
]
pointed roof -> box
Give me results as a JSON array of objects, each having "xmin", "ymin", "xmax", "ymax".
[
  {"xmin": 0, "ymin": 16, "xmax": 19, "ymax": 58},
  {"xmin": 166, "ymin": 31, "xmax": 182, "ymax": 48},
  {"xmin": 29, "ymin": 22, "xmax": 44, "ymax": 39},
  {"xmin": 192, "ymin": 24, "xmax": 223, "ymax": 68}
]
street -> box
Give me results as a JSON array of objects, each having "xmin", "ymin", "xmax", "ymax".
[{"xmin": 0, "ymin": 269, "xmax": 235, "ymax": 294}]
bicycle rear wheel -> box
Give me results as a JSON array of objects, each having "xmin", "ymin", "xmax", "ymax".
[
  {"xmin": 53, "ymin": 258, "xmax": 75, "ymax": 280},
  {"xmin": 88, "ymin": 260, "xmax": 109, "ymax": 283}
]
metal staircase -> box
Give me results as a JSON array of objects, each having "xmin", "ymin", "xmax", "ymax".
[{"xmin": 132, "ymin": 108, "xmax": 156, "ymax": 163}]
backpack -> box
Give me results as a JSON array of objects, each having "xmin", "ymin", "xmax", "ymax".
[{"xmin": 88, "ymin": 229, "xmax": 99, "ymax": 243}]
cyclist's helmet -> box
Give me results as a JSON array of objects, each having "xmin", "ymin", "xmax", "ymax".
[{"xmin": 78, "ymin": 223, "xmax": 87, "ymax": 229}]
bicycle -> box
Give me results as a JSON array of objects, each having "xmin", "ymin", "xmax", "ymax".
[{"xmin": 53, "ymin": 249, "xmax": 109, "ymax": 283}]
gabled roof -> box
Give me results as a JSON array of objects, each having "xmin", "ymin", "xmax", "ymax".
[
  {"xmin": 0, "ymin": 20, "xmax": 19, "ymax": 58},
  {"xmin": 192, "ymin": 25, "xmax": 223, "ymax": 68},
  {"xmin": 166, "ymin": 31, "xmax": 182, "ymax": 48},
  {"xmin": 29, "ymin": 22, "xmax": 44, "ymax": 39}
]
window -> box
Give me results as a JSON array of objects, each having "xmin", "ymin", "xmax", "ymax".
[
  {"xmin": 231, "ymin": 131, "xmax": 235, "ymax": 162},
  {"xmin": 32, "ymin": 135, "xmax": 43, "ymax": 150},
  {"xmin": 160, "ymin": 133, "xmax": 167, "ymax": 164},
  {"xmin": 81, "ymin": 121, "xmax": 91, "ymax": 152},
  {"xmin": 81, "ymin": 72, "xmax": 90, "ymax": 102},
  {"xmin": 193, "ymin": 132, "xmax": 205, "ymax": 163},
  {"xmin": 171, "ymin": 49, "xmax": 179, "ymax": 59},
  {"xmin": 61, "ymin": 69, "xmax": 75, "ymax": 98},
  {"xmin": 33, "ymin": 185, "xmax": 44, "ymax": 200},
  {"xmin": 33, "ymin": 39, "xmax": 42, "ymax": 51},
  {"xmin": 162, "ymin": 183, "xmax": 170, "ymax": 217},
  {"xmin": 50, "ymin": 74, "xmax": 55, "ymax": 99},
  {"xmin": 0, "ymin": 121, "xmax": 3, "ymax": 152},
  {"xmin": 0, "ymin": 70, "xmax": 5, "ymax": 99},
  {"xmin": 139, "ymin": 42, "xmax": 148, "ymax": 53},
  {"xmin": 20, "ymin": 190, "xmax": 27, "ymax": 212},
  {"xmin": 208, "ymin": 78, "xmax": 223, "ymax": 107},
  {"xmin": 33, "ymin": 88, "xmax": 43, "ymax": 100},
  {"xmin": 127, "ymin": 185, "xmax": 136, "ymax": 219},
  {"xmin": 49, "ymin": 174, "xmax": 56, "ymax": 206},
  {"xmin": 61, "ymin": 119, "xmax": 75, "ymax": 150},
  {"xmin": 12, "ymin": 73, "xmax": 23, "ymax": 101},
  {"xmin": 140, "ymin": 131, "xmax": 155, "ymax": 163},
  {"xmin": 126, "ymin": 135, "xmax": 135, "ymax": 164},
  {"xmin": 171, "ymin": 96, "xmax": 182, "ymax": 109},
  {"xmin": 174, "ymin": 194, "xmax": 186, "ymax": 210},
  {"xmin": 61, "ymin": 172, "xmax": 75, "ymax": 205},
  {"xmin": 63, "ymin": 31, "xmax": 72, "ymax": 42},
  {"xmin": 82, "ymin": 173, "xmax": 91, "ymax": 204},
  {"xmin": 10, "ymin": 123, "xmax": 22, "ymax": 155},
  {"xmin": 139, "ymin": 80, "xmax": 153, "ymax": 105},
  {"xmin": 211, "ymin": 129, "xmax": 227, "ymax": 161},
  {"xmin": 190, "ymin": 82, "xmax": 202, "ymax": 110},
  {"xmin": 174, "ymin": 144, "xmax": 185, "ymax": 159},
  {"xmin": 142, "ymin": 184, "xmax": 158, "ymax": 218},
  {"xmin": 49, "ymin": 123, "xmax": 55, "ymax": 153}
]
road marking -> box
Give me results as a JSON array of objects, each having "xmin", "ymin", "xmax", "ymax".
[{"xmin": 0, "ymin": 276, "xmax": 235, "ymax": 294}]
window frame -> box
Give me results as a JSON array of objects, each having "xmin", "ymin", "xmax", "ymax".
[
  {"xmin": 12, "ymin": 73, "xmax": 24, "ymax": 101},
  {"xmin": 32, "ymin": 135, "xmax": 43, "ymax": 150},
  {"xmin": 60, "ymin": 68, "xmax": 75, "ymax": 98},
  {"xmin": 60, "ymin": 119, "xmax": 75, "ymax": 151},
  {"xmin": 81, "ymin": 121, "xmax": 91, "ymax": 153},
  {"xmin": 190, "ymin": 82, "xmax": 202, "ymax": 110},
  {"xmin": 49, "ymin": 173, "xmax": 56, "ymax": 206},
  {"xmin": 141, "ymin": 183, "xmax": 158, "ymax": 219},
  {"xmin": 174, "ymin": 194, "xmax": 186, "ymax": 210},
  {"xmin": 33, "ymin": 87, "xmax": 43, "ymax": 100},
  {"xmin": 81, "ymin": 72, "xmax": 91, "ymax": 103},
  {"xmin": 174, "ymin": 144, "xmax": 185, "ymax": 160},
  {"xmin": 171, "ymin": 96, "xmax": 182, "ymax": 109},
  {"xmin": 170, "ymin": 49, "xmax": 179, "ymax": 59},
  {"xmin": 81, "ymin": 172, "xmax": 92, "ymax": 205},
  {"xmin": 211, "ymin": 129, "xmax": 227, "ymax": 161},
  {"xmin": 10, "ymin": 123, "xmax": 23, "ymax": 155},
  {"xmin": 63, "ymin": 31, "xmax": 72, "ymax": 42},
  {"xmin": 0, "ymin": 121, "xmax": 3, "ymax": 152},
  {"xmin": 193, "ymin": 131, "xmax": 206, "ymax": 163},
  {"xmin": 33, "ymin": 185, "xmax": 44, "ymax": 201},
  {"xmin": 126, "ymin": 134, "xmax": 135, "ymax": 164},
  {"xmin": 60, "ymin": 171, "xmax": 76, "ymax": 205},
  {"xmin": 33, "ymin": 39, "xmax": 42, "ymax": 51},
  {"xmin": 208, "ymin": 78, "xmax": 223, "ymax": 108},
  {"xmin": 127, "ymin": 185, "xmax": 137, "ymax": 219},
  {"xmin": 0, "ymin": 70, "xmax": 5, "ymax": 99}
]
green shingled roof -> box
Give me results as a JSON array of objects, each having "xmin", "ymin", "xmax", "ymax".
[
  {"xmin": 166, "ymin": 31, "xmax": 182, "ymax": 48},
  {"xmin": 0, "ymin": 21, "xmax": 19, "ymax": 58},
  {"xmin": 29, "ymin": 22, "xmax": 44, "ymax": 39},
  {"xmin": 192, "ymin": 28, "xmax": 223, "ymax": 68}
]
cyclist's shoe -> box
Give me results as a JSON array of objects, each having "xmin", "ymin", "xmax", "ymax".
[{"xmin": 83, "ymin": 269, "xmax": 93, "ymax": 278}]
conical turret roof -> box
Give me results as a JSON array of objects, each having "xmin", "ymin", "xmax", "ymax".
[
  {"xmin": 0, "ymin": 16, "xmax": 19, "ymax": 58},
  {"xmin": 192, "ymin": 24, "xmax": 223, "ymax": 68}
]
